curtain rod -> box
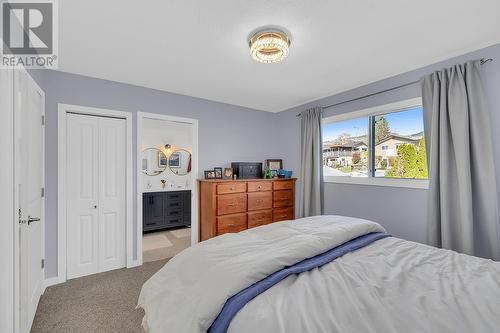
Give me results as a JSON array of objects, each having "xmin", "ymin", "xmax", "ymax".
[{"xmin": 296, "ymin": 57, "xmax": 493, "ymax": 117}]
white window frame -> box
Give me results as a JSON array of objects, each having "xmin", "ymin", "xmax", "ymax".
[{"xmin": 322, "ymin": 97, "xmax": 429, "ymax": 189}]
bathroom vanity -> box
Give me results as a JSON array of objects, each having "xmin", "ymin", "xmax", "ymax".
[
  {"xmin": 143, "ymin": 190, "xmax": 191, "ymax": 232},
  {"xmin": 141, "ymin": 144, "xmax": 193, "ymax": 233}
]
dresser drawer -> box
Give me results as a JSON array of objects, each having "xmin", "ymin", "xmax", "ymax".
[
  {"xmin": 217, "ymin": 193, "xmax": 247, "ymax": 215},
  {"xmin": 273, "ymin": 190, "xmax": 294, "ymax": 208},
  {"xmin": 217, "ymin": 213, "xmax": 247, "ymax": 235},
  {"xmin": 273, "ymin": 207, "xmax": 294, "ymax": 222},
  {"xmin": 248, "ymin": 192, "xmax": 273, "ymax": 211},
  {"xmin": 273, "ymin": 180, "xmax": 294, "ymax": 191},
  {"xmin": 248, "ymin": 210, "xmax": 272, "ymax": 228},
  {"xmin": 217, "ymin": 182, "xmax": 247, "ymax": 195},
  {"xmin": 247, "ymin": 181, "xmax": 272, "ymax": 192}
]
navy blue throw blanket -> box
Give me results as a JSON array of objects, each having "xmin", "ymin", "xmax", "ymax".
[{"xmin": 208, "ymin": 232, "xmax": 390, "ymax": 333}]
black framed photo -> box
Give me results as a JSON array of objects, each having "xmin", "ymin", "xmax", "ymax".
[
  {"xmin": 223, "ymin": 167, "xmax": 233, "ymax": 179},
  {"xmin": 204, "ymin": 170, "xmax": 216, "ymax": 179},
  {"xmin": 214, "ymin": 167, "xmax": 223, "ymax": 179},
  {"xmin": 265, "ymin": 159, "xmax": 283, "ymax": 171}
]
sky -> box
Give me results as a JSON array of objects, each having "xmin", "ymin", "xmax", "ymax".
[{"xmin": 322, "ymin": 107, "xmax": 424, "ymax": 141}]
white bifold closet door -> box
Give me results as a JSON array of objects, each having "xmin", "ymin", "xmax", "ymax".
[{"xmin": 66, "ymin": 113, "xmax": 126, "ymax": 279}]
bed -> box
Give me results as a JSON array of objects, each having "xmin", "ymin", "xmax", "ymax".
[{"xmin": 138, "ymin": 215, "xmax": 500, "ymax": 333}]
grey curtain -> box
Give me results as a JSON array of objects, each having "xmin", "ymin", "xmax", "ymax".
[
  {"xmin": 298, "ymin": 107, "xmax": 323, "ymax": 217},
  {"xmin": 421, "ymin": 60, "xmax": 500, "ymax": 260}
]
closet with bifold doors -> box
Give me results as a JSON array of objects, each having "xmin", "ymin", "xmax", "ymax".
[{"xmin": 66, "ymin": 113, "xmax": 126, "ymax": 279}]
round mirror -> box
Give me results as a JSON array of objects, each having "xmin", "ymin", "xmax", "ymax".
[
  {"xmin": 141, "ymin": 148, "xmax": 167, "ymax": 176},
  {"xmin": 169, "ymin": 149, "xmax": 192, "ymax": 176}
]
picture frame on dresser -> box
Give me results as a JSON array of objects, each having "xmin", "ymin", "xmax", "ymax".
[
  {"xmin": 223, "ymin": 168, "xmax": 233, "ymax": 179},
  {"xmin": 204, "ymin": 170, "xmax": 216, "ymax": 179},
  {"xmin": 265, "ymin": 159, "xmax": 283, "ymax": 171},
  {"xmin": 214, "ymin": 167, "xmax": 223, "ymax": 179}
]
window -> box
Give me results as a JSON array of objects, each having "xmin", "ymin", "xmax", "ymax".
[
  {"xmin": 322, "ymin": 98, "xmax": 428, "ymax": 188},
  {"xmin": 322, "ymin": 116, "xmax": 368, "ymax": 178}
]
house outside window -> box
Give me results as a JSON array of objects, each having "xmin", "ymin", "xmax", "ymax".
[{"xmin": 321, "ymin": 98, "xmax": 428, "ymax": 189}]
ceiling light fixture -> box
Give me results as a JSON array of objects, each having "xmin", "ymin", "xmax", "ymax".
[{"xmin": 249, "ymin": 29, "xmax": 290, "ymax": 64}]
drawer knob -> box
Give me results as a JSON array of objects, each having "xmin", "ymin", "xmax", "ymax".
[
  {"xmin": 258, "ymin": 186, "xmax": 262, "ymax": 189},
  {"xmin": 230, "ymin": 187, "xmax": 234, "ymax": 190}
]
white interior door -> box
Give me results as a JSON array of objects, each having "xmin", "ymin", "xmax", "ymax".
[
  {"xmin": 66, "ymin": 114, "xmax": 126, "ymax": 279},
  {"xmin": 98, "ymin": 117, "xmax": 126, "ymax": 272},
  {"xmin": 66, "ymin": 114, "xmax": 99, "ymax": 279},
  {"xmin": 16, "ymin": 70, "xmax": 45, "ymax": 333}
]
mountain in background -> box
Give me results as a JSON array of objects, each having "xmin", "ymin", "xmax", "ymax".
[{"xmin": 323, "ymin": 131, "xmax": 424, "ymax": 147}]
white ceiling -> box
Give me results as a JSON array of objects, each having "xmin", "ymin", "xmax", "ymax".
[{"xmin": 58, "ymin": 0, "xmax": 500, "ymax": 112}]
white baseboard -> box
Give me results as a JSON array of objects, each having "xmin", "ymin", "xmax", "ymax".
[
  {"xmin": 43, "ymin": 275, "xmax": 65, "ymax": 292},
  {"xmin": 127, "ymin": 260, "xmax": 142, "ymax": 269}
]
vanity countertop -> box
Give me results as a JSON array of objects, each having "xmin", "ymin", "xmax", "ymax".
[{"xmin": 142, "ymin": 188, "xmax": 191, "ymax": 193}]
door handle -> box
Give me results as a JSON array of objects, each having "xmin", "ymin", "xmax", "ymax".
[{"xmin": 27, "ymin": 216, "xmax": 40, "ymax": 225}]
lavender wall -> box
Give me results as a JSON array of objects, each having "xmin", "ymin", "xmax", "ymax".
[
  {"xmin": 32, "ymin": 42, "xmax": 500, "ymax": 279},
  {"xmin": 275, "ymin": 42, "xmax": 500, "ymax": 245},
  {"xmin": 31, "ymin": 70, "xmax": 280, "ymax": 278}
]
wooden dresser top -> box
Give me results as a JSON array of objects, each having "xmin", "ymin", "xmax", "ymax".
[{"xmin": 198, "ymin": 178, "xmax": 297, "ymax": 183}]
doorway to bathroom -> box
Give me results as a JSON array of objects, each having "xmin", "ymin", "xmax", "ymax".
[{"xmin": 137, "ymin": 113, "xmax": 199, "ymax": 264}]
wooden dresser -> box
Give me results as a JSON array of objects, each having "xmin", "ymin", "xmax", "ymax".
[{"xmin": 198, "ymin": 178, "xmax": 297, "ymax": 241}]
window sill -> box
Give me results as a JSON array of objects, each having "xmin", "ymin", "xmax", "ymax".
[{"xmin": 323, "ymin": 176, "xmax": 429, "ymax": 189}]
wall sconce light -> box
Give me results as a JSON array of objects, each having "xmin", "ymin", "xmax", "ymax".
[{"xmin": 164, "ymin": 144, "xmax": 172, "ymax": 156}]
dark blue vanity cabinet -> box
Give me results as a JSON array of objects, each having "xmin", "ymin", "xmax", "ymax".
[{"xmin": 143, "ymin": 190, "xmax": 191, "ymax": 232}]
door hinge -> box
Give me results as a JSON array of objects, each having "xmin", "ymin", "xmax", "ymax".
[
  {"xmin": 41, "ymin": 187, "xmax": 45, "ymax": 198},
  {"xmin": 18, "ymin": 208, "xmax": 24, "ymax": 225},
  {"xmin": 42, "ymin": 115, "xmax": 45, "ymax": 125},
  {"xmin": 41, "ymin": 259, "xmax": 45, "ymax": 269}
]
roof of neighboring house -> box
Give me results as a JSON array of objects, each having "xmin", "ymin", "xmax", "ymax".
[
  {"xmin": 323, "ymin": 143, "xmax": 354, "ymax": 149},
  {"xmin": 376, "ymin": 134, "xmax": 420, "ymax": 145},
  {"xmin": 353, "ymin": 141, "xmax": 368, "ymax": 148},
  {"xmin": 323, "ymin": 140, "xmax": 367, "ymax": 150}
]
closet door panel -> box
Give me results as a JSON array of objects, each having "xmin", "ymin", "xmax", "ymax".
[
  {"xmin": 66, "ymin": 114, "xmax": 100, "ymax": 279},
  {"xmin": 98, "ymin": 117, "xmax": 126, "ymax": 272}
]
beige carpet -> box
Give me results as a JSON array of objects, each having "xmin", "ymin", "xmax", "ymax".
[
  {"xmin": 31, "ymin": 260, "xmax": 167, "ymax": 333},
  {"xmin": 143, "ymin": 228, "xmax": 191, "ymax": 263}
]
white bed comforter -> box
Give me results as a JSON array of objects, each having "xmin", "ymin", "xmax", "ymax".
[{"xmin": 138, "ymin": 215, "xmax": 500, "ymax": 333}]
